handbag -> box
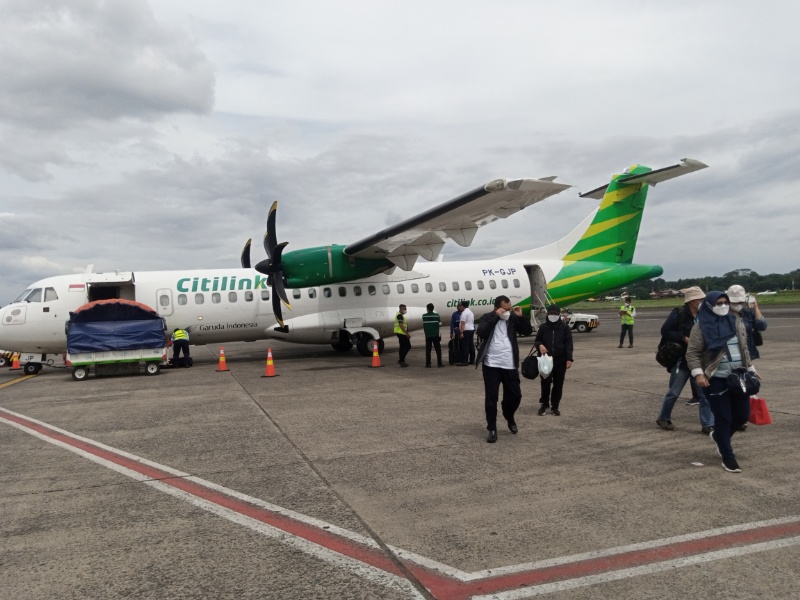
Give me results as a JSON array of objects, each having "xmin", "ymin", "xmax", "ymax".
[
  {"xmin": 726, "ymin": 367, "xmax": 761, "ymax": 399},
  {"xmin": 748, "ymin": 396, "xmax": 772, "ymax": 425},
  {"xmin": 521, "ymin": 346, "xmax": 539, "ymax": 379},
  {"xmin": 752, "ymin": 328, "xmax": 763, "ymax": 347},
  {"xmin": 655, "ymin": 341, "xmax": 683, "ymax": 371}
]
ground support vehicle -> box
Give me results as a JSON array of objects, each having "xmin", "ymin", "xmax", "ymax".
[
  {"xmin": 564, "ymin": 311, "xmax": 600, "ymax": 333},
  {"xmin": 66, "ymin": 299, "xmax": 167, "ymax": 381}
]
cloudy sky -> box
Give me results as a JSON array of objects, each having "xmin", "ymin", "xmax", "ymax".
[{"xmin": 2, "ymin": 0, "xmax": 799, "ymax": 303}]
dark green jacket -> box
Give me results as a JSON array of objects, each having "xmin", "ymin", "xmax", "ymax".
[{"xmin": 422, "ymin": 311, "xmax": 441, "ymax": 338}]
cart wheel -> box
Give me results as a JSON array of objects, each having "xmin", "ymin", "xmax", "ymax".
[
  {"xmin": 145, "ymin": 363, "xmax": 161, "ymax": 376},
  {"xmin": 23, "ymin": 363, "xmax": 41, "ymax": 375},
  {"xmin": 0, "ymin": 356, "xmax": 8, "ymax": 368},
  {"xmin": 71, "ymin": 367, "xmax": 89, "ymax": 381}
]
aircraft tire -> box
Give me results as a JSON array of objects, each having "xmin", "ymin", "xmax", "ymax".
[
  {"xmin": 331, "ymin": 337, "xmax": 354, "ymax": 352},
  {"xmin": 23, "ymin": 363, "xmax": 40, "ymax": 375},
  {"xmin": 356, "ymin": 336, "xmax": 384, "ymax": 357},
  {"xmin": 71, "ymin": 367, "xmax": 89, "ymax": 381}
]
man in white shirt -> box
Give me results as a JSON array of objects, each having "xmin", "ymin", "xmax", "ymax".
[{"xmin": 458, "ymin": 301, "xmax": 476, "ymax": 366}]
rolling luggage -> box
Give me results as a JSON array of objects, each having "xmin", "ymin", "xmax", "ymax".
[{"xmin": 448, "ymin": 338, "xmax": 461, "ymax": 365}]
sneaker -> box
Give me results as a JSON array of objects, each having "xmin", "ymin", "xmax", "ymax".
[
  {"xmin": 701, "ymin": 426, "xmax": 713, "ymax": 435},
  {"xmin": 399, "ymin": 362, "xmax": 409, "ymax": 368},
  {"xmin": 618, "ymin": 344, "xmax": 623, "ymax": 348},
  {"xmin": 738, "ymin": 423, "xmax": 748, "ymax": 432},
  {"xmin": 537, "ymin": 405, "xmax": 548, "ymax": 416},
  {"xmin": 685, "ymin": 398, "xmax": 700, "ymax": 406},
  {"xmin": 722, "ymin": 457, "xmax": 741, "ymax": 473},
  {"xmin": 710, "ymin": 430, "xmax": 721, "ymax": 457},
  {"xmin": 656, "ymin": 419, "xmax": 675, "ymax": 431},
  {"xmin": 551, "ymin": 408, "xmax": 561, "ymax": 416}
]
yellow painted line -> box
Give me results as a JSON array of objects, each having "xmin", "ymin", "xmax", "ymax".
[{"xmin": 0, "ymin": 374, "xmax": 37, "ymax": 389}]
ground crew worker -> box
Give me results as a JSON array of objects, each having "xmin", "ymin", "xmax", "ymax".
[
  {"xmin": 618, "ymin": 297, "xmax": 636, "ymax": 348},
  {"xmin": 394, "ymin": 304, "xmax": 411, "ymax": 367},
  {"xmin": 171, "ymin": 327, "xmax": 190, "ymax": 367},
  {"xmin": 422, "ymin": 303, "xmax": 444, "ymax": 368}
]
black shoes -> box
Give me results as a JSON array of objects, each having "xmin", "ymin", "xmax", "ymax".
[
  {"xmin": 507, "ymin": 420, "xmax": 518, "ymax": 434},
  {"xmin": 551, "ymin": 408, "xmax": 561, "ymax": 416},
  {"xmin": 537, "ymin": 405, "xmax": 548, "ymax": 416},
  {"xmin": 487, "ymin": 430, "xmax": 497, "ymax": 443},
  {"xmin": 437, "ymin": 364, "xmax": 445, "ymax": 368},
  {"xmin": 686, "ymin": 398, "xmax": 701, "ymax": 406},
  {"xmin": 701, "ymin": 426, "xmax": 713, "ymax": 434},
  {"xmin": 656, "ymin": 419, "xmax": 675, "ymax": 431},
  {"xmin": 457, "ymin": 362, "xmax": 469, "ymax": 367},
  {"xmin": 722, "ymin": 457, "xmax": 741, "ymax": 473},
  {"xmin": 399, "ymin": 361, "xmax": 409, "ymax": 368}
]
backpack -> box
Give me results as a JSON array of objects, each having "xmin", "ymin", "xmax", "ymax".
[{"xmin": 655, "ymin": 308, "xmax": 688, "ymax": 371}]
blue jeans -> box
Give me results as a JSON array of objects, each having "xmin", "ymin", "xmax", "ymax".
[
  {"xmin": 658, "ymin": 362, "xmax": 714, "ymax": 427},
  {"xmin": 706, "ymin": 376, "xmax": 750, "ymax": 460}
]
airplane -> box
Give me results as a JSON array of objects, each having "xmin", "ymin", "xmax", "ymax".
[{"xmin": 0, "ymin": 159, "xmax": 707, "ymax": 374}]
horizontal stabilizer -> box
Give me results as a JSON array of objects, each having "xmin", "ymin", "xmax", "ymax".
[{"xmin": 580, "ymin": 158, "xmax": 708, "ymax": 199}]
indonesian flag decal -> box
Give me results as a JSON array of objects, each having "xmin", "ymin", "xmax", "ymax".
[{"xmin": 69, "ymin": 284, "xmax": 86, "ymax": 292}]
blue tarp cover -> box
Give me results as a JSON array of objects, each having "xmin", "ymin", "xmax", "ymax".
[{"xmin": 67, "ymin": 300, "xmax": 166, "ymax": 353}]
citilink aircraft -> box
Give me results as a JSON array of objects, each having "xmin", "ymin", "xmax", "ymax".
[{"xmin": 1, "ymin": 159, "xmax": 707, "ymax": 373}]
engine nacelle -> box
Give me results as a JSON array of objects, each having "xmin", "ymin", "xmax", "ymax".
[{"xmin": 282, "ymin": 245, "xmax": 392, "ymax": 288}]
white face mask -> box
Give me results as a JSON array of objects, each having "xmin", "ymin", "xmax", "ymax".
[
  {"xmin": 730, "ymin": 302, "xmax": 744, "ymax": 312},
  {"xmin": 712, "ymin": 304, "xmax": 730, "ymax": 317},
  {"xmin": 547, "ymin": 315, "xmax": 560, "ymax": 323},
  {"xmin": 499, "ymin": 311, "xmax": 510, "ymax": 321}
]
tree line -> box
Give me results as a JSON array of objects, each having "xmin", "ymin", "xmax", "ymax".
[{"xmin": 624, "ymin": 268, "xmax": 800, "ymax": 299}]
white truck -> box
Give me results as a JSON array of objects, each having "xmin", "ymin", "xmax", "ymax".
[{"xmin": 562, "ymin": 310, "xmax": 599, "ymax": 333}]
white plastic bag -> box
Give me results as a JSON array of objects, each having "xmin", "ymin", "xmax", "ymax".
[{"xmin": 537, "ymin": 354, "xmax": 554, "ymax": 379}]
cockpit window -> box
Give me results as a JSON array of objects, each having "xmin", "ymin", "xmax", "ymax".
[
  {"xmin": 25, "ymin": 288, "xmax": 43, "ymax": 303},
  {"xmin": 13, "ymin": 289, "xmax": 33, "ymax": 303},
  {"xmin": 45, "ymin": 287, "xmax": 59, "ymax": 302}
]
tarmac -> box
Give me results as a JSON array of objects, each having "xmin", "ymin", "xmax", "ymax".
[{"xmin": 2, "ymin": 306, "xmax": 799, "ymax": 599}]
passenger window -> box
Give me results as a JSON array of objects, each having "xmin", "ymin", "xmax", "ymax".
[
  {"xmin": 513, "ymin": 279, "xmax": 520, "ymax": 288},
  {"xmin": 261, "ymin": 289, "xmax": 270, "ymax": 301},
  {"xmin": 161, "ymin": 294, "xmax": 171, "ymax": 307},
  {"xmin": 411, "ymin": 284, "xmax": 419, "ymax": 293},
  {"xmin": 397, "ymin": 284, "xmax": 405, "ymax": 294},
  {"xmin": 26, "ymin": 289, "xmax": 42, "ymax": 302},
  {"xmin": 354, "ymin": 286, "xmax": 362, "ymax": 296},
  {"xmin": 368, "ymin": 285, "xmax": 376, "ymax": 296},
  {"xmin": 477, "ymin": 281, "xmax": 485, "ymax": 290},
  {"xmin": 323, "ymin": 287, "xmax": 332, "ymax": 298},
  {"xmin": 339, "ymin": 287, "xmax": 347, "ymax": 297},
  {"xmin": 195, "ymin": 293, "xmax": 205, "ymax": 304},
  {"xmin": 228, "ymin": 292, "xmax": 237, "ymax": 302},
  {"xmin": 382, "ymin": 285, "xmax": 390, "ymax": 295},
  {"xmin": 464, "ymin": 281, "xmax": 472, "ymax": 291},
  {"xmin": 44, "ymin": 287, "xmax": 59, "ymax": 301},
  {"xmin": 245, "ymin": 291, "xmax": 254, "ymax": 302},
  {"xmin": 308, "ymin": 288, "xmax": 317, "ymax": 298},
  {"xmin": 452, "ymin": 282, "xmax": 460, "ymax": 291},
  {"xmin": 489, "ymin": 280, "xmax": 497, "ymax": 289},
  {"xmin": 439, "ymin": 282, "xmax": 447, "ymax": 292},
  {"xmin": 292, "ymin": 289, "xmax": 301, "ymax": 299},
  {"xmin": 501, "ymin": 279, "xmax": 509, "ymax": 289},
  {"xmin": 177, "ymin": 294, "xmax": 187, "ymax": 305},
  {"xmin": 425, "ymin": 283, "xmax": 433, "ymax": 293},
  {"xmin": 212, "ymin": 293, "xmax": 221, "ymax": 303}
]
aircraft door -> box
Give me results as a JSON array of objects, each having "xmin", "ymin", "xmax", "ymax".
[
  {"xmin": 156, "ymin": 288, "xmax": 174, "ymax": 317},
  {"xmin": 524, "ymin": 265, "xmax": 549, "ymax": 327}
]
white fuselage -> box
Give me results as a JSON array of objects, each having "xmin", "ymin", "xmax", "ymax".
[{"xmin": 0, "ymin": 258, "xmax": 564, "ymax": 356}]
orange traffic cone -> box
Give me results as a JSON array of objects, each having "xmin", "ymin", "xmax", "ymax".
[
  {"xmin": 369, "ymin": 341, "xmax": 383, "ymax": 368},
  {"xmin": 261, "ymin": 348, "xmax": 278, "ymax": 377},
  {"xmin": 216, "ymin": 347, "xmax": 229, "ymax": 372},
  {"xmin": 9, "ymin": 353, "xmax": 22, "ymax": 371}
]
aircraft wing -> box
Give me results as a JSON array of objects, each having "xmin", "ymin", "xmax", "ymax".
[
  {"xmin": 343, "ymin": 177, "xmax": 571, "ymax": 270},
  {"xmin": 580, "ymin": 158, "xmax": 708, "ymax": 199}
]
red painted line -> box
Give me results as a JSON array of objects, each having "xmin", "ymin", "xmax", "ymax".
[{"xmin": 4, "ymin": 406, "xmax": 800, "ymax": 600}]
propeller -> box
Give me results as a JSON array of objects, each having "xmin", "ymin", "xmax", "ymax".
[{"xmin": 241, "ymin": 201, "xmax": 292, "ymax": 327}]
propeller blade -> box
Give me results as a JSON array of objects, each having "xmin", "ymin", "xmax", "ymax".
[
  {"xmin": 272, "ymin": 271, "xmax": 292, "ymax": 309},
  {"xmin": 271, "ymin": 288, "xmax": 284, "ymax": 327},
  {"xmin": 241, "ymin": 239, "xmax": 252, "ymax": 269},
  {"xmin": 265, "ymin": 201, "xmax": 279, "ymax": 256}
]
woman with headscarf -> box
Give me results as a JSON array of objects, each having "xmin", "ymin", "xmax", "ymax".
[{"xmin": 686, "ymin": 291, "xmax": 759, "ymax": 473}]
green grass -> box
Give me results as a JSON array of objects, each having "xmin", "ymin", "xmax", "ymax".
[{"xmin": 570, "ymin": 290, "xmax": 800, "ymax": 310}]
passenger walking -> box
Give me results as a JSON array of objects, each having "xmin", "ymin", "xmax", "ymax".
[
  {"xmin": 171, "ymin": 327, "xmax": 191, "ymax": 367},
  {"xmin": 476, "ymin": 295, "xmax": 533, "ymax": 443},
  {"xmin": 655, "ymin": 287, "xmax": 714, "ymax": 433},
  {"xmin": 422, "ymin": 303, "xmax": 444, "ymax": 368},
  {"xmin": 458, "ymin": 300, "xmax": 476, "ymax": 366},
  {"xmin": 618, "ymin": 297, "xmax": 636, "ymax": 347},
  {"xmin": 727, "ymin": 284, "xmax": 767, "ymax": 432},
  {"xmin": 535, "ymin": 304, "xmax": 574, "ymax": 416},
  {"xmin": 686, "ymin": 291, "xmax": 759, "ymax": 473},
  {"xmin": 394, "ymin": 304, "xmax": 411, "ymax": 367}
]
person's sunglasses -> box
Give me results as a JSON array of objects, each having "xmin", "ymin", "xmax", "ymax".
[{"xmin": 715, "ymin": 301, "xmax": 730, "ymax": 306}]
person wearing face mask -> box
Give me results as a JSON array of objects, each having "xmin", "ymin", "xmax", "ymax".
[
  {"xmin": 534, "ymin": 304, "xmax": 574, "ymax": 416},
  {"xmin": 475, "ymin": 295, "xmax": 533, "ymax": 443},
  {"xmin": 726, "ymin": 285, "xmax": 767, "ymax": 432},
  {"xmin": 686, "ymin": 291, "xmax": 758, "ymax": 473},
  {"xmin": 656, "ymin": 287, "xmax": 714, "ymax": 433},
  {"xmin": 618, "ymin": 297, "xmax": 636, "ymax": 348}
]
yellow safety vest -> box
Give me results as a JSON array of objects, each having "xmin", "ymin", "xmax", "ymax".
[
  {"xmin": 393, "ymin": 312, "xmax": 407, "ymax": 335},
  {"xmin": 620, "ymin": 305, "xmax": 635, "ymax": 325},
  {"xmin": 173, "ymin": 329, "xmax": 189, "ymax": 341}
]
